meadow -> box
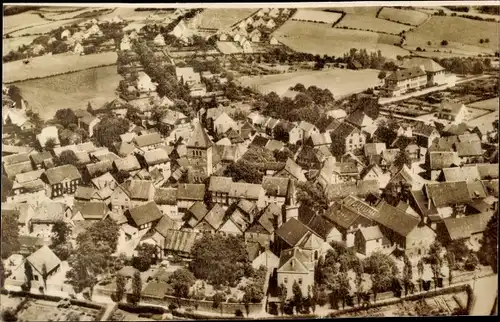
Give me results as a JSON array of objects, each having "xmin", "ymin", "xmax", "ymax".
[
  {"xmin": 469, "ymin": 97, "xmax": 500, "ymax": 111},
  {"xmin": 338, "ymin": 6, "xmax": 381, "ymax": 16},
  {"xmin": 378, "ymin": 7, "xmax": 429, "ymax": 26},
  {"xmin": 237, "ymin": 68, "xmax": 381, "ymax": 98},
  {"xmin": 3, "ymin": 51, "xmax": 118, "ymax": 83},
  {"xmin": 196, "ymin": 8, "xmax": 257, "ymax": 30},
  {"xmin": 9, "ymin": 18, "xmax": 82, "ymax": 37},
  {"xmin": 291, "ymin": 9, "xmax": 343, "ymax": 24},
  {"xmin": 3, "ymin": 36, "xmax": 38, "ymax": 55},
  {"xmin": 272, "ymin": 21, "xmax": 409, "ymax": 58},
  {"xmin": 13, "ymin": 65, "xmax": 122, "ymax": 120},
  {"xmin": 99, "ymin": 7, "xmax": 155, "ymax": 21},
  {"xmin": 336, "ymin": 14, "xmax": 412, "ymax": 34},
  {"xmin": 404, "ymin": 16, "xmax": 499, "ymax": 55},
  {"xmin": 3, "ymin": 11, "xmax": 49, "ymax": 35}
]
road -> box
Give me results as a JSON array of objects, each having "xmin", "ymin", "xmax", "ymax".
[{"xmin": 467, "ymin": 274, "xmax": 498, "ymax": 316}]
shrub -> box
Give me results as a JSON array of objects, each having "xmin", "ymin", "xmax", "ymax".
[
  {"xmin": 235, "ymin": 309, "xmax": 244, "ymax": 317},
  {"xmin": 441, "ymin": 40, "xmax": 449, "ymax": 46}
]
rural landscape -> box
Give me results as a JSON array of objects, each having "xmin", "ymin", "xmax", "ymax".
[{"xmin": 1, "ymin": 2, "xmax": 499, "ymax": 320}]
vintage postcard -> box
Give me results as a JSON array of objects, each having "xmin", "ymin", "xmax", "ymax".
[{"xmin": 1, "ymin": 1, "xmax": 498, "ymax": 320}]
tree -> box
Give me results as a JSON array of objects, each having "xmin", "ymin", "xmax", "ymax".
[
  {"xmin": 213, "ymin": 292, "xmax": 225, "ymax": 316},
  {"xmin": 168, "ymin": 268, "xmax": 195, "ymax": 304},
  {"xmin": 464, "ymin": 253, "xmax": 479, "ymax": 271},
  {"xmin": 447, "ymin": 240, "xmax": 470, "ymax": 262},
  {"xmin": 1, "ymin": 175, "xmax": 13, "ymax": 202},
  {"xmin": 478, "ymin": 213, "xmax": 497, "ymax": 272},
  {"xmin": 363, "ymin": 252, "xmax": 399, "ymax": 295},
  {"xmin": 394, "ymin": 149, "xmax": 412, "ymax": 170},
  {"xmin": 1, "ymin": 309, "xmax": 18, "ymax": 322},
  {"xmin": 472, "ymin": 61, "xmax": 485, "ymax": 74},
  {"xmin": 114, "ymin": 274, "xmax": 126, "ymax": 302},
  {"xmin": 54, "ymin": 109, "xmax": 78, "ymax": 128},
  {"xmin": 41, "ymin": 264, "xmax": 48, "ymax": 290},
  {"xmin": 190, "ymin": 234, "xmax": 253, "ymax": 287},
  {"xmin": 0, "ymin": 260, "xmax": 5, "ymax": 289},
  {"xmin": 133, "ymin": 243, "xmax": 157, "ymax": 271},
  {"xmin": 292, "ymin": 280, "xmax": 303, "ymax": 314},
  {"xmin": 441, "ymin": 40, "xmax": 449, "ymax": 46},
  {"xmin": 1, "ymin": 210, "xmax": 20, "ymax": 259},
  {"xmin": 45, "ymin": 138, "xmax": 57, "ymax": 151},
  {"xmin": 94, "ymin": 116, "xmax": 130, "ymax": 149},
  {"xmin": 291, "ymin": 83, "xmax": 306, "ymax": 92},
  {"xmin": 130, "ymin": 271, "xmax": 142, "ymax": 304},
  {"xmin": 115, "ymin": 169, "xmax": 131, "ymax": 184},
  {"xmin": 58, "ymin": 150, "xmax": 79, "ymax": 166},
  {"xmin": 24, "ymin": 261, "xmax": 33, "ymax": 291},
  {"xmin": 277, "ymin": 283, "xmax": 287, "ymax": 315},
  {"xmin": 378, "ymin": 70, "xmax": 387, "ymax": 80},
  {"xmin": 223, "ymin": 160, "xmax": 263, "ymax": 184}
]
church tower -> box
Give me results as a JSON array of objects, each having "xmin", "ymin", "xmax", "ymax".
[
  {"xmin": 187, "ymin": 121, "xmax": 213, "ymax": 176},
  {"xmin": 285, "ymin": 179, "xmax": 300, "ymax": 222}
]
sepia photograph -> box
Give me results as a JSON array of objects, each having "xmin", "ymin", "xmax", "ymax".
[{"xmin": 1, "ymin": 1, "xmax": 498, "ymax": 320}]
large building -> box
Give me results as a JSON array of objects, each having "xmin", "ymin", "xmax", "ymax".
[{"xmin": 382, "ymin": 67, "xmax": 427, "ymax": 97}]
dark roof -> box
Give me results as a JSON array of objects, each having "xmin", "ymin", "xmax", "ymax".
[
  {"xmin": 326, "ymin": 119, "xmax": 341, "ymax": 132},
  {"xmin": 188, "ymin": 201, "xmax": 209, "ymax": 221},
  {"xmin": 386, "ymin": 66, "xmax": 426, "ymax": 82},
  {"xmin": 374, "ymin": 202, "xmax": 420, "ymax": 237},
  {"xmin": 122, "ymin": 179, "xmax": 153, "ymax": 200},
  {"xmin": 73, "ymin": 201, "xmax": 108, "ymax": 220},
  {"xmin": 43, "ymin": 164, "xmax": 81, "ymax": 185},
  {"xmin": 482, "ymin": 179, "xmax": 499, "ymax": 197},
  {"xmin": 3, "ymin": 153, "xmax": 30, "ymax": 165},
  {"xmin": 373, "ymin": 126, "xmax": 398, "ymax": 146},
  {"xmin": 426, "ymin": 182, "xmax": 472, "ymax": 207},
  {"xmin": 455, "ymin": 141, "xmax": 483, "ymax": 157},
  {"xmin": 154, "ymin": 215, "xmax": 176, "ymax": 237},
  {"xmin": 274, "ymin": 218, "xmax": 310, "ymax": 247},
  {"xmin": 203, "ymin": 204, "xmax": 226, "ymax": 230},
  {"xmin": 305, "ymin": 214, "xmax": 335, "ymax": 240},
  {"xmin": 127, "ymin": 201, "xmax": 163, "ymax": 227},
  {"xmin": 413, "ymin": 122, "xmax": 437, "ymax": 137},
  {"xmin": 154, "ymin": 187, "xmax": 178, "ymax": 205},
  {"xmin": 187, "ymin": 122, "xmax": 213, "ymax": 148},
  {"xmin": 133, "ymin": 132, "xmax": 162, "ymax": 148},
  {"xmin": 74, "ymin": 186, "xmax": 95, "ymax": 200},
  {"xmin": 30, "ymin": 151, "xmax": 53, "ymax": 165},
  {"xmin": 430, "ymin": 151, "xmax": 459, "ymax": 170},
  {"xmin": 114, "ymin": 155, "xmax": 141, "ymax": 172},
  {"xmin": 86, "ymin": 160, "xmax": 113, "ymax": 177},
  {"xmin": 346, "ymin": 109, "xmax": 370, "ymax": 128},
  {"xmin": 177, "ymin": 183, "xmax": 205, "ymax": 201},
  {"xmin": 444, "ymin": 211, "xmax": 494, "ymax": 241},
  {"xmin": 477, "ymin": 164, "xmax": 498, "ymax": 180},
  {"xmin": 331, "ymin": 121, "xmax": 357, "ymax": 140},
  {"xmin": 429, "ymin": 136, "xmax": 458, "ymax": 152},
  {"xmin": 250, "ymin": 135, "xmax": 269, "ymax": 148},
  {"xmin": 164, "ymin": 229, "xmax": 202, "ymax": 254},
  {"xmin": 322, "ymin": 202, "xmax": 360, "ymax": 229}
]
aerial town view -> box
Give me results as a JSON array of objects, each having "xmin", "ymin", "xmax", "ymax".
[{"xmin": 1, "ymin": 2, "xmax": 498, "ymax": 320}]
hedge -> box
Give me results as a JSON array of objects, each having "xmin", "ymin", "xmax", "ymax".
[
  {"xmin": 172, "ymin": 309, "xmax": 246, "ymax": 320},
  {"xmin": 117, "ymin": 303, "xmax": 169, "ymax": 314}
]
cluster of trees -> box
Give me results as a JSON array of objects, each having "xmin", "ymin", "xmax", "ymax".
[
  {"xmin": 341, "ymin": 49, "xmax": 389, "ymax": 71},
  {"xmin": 66, "ymin": 218, "xmax": 120, "ymax": 297},
  {"xmin": 93, "ymin": 115, "xmax": 130, "ymax": 149},
  {"xmin": 50, "ymin": 221, "xmax": 73, "ymax": 260},
  {"xmin": 478, "ymin": 212, "xmax": 498, "ymax": 273},
  {"xmin": 189, "ymin": 234, "xmax": 253, "ymax": 288},
  {"xmin": 1, "ymin": 210, "xmax": 20, "ymax": 259},
  {"xmin": 241, "ymin": 266, "xmax": 267, "ymax": 304},
  {"xmin": 223, "ymin": 146, "xmax": 277, "ymax": 184},
  {"xmin": 435, "ymin": 57, "xmax": 492, "ymax": 75}
]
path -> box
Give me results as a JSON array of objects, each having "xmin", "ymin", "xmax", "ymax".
[
  {"xmin": 467, "ymin": 274, "xmax": 498, "ymax": 316},
  {"xmin": 100, "ymin": 303, "xmax": 118, "ymax": 321}
]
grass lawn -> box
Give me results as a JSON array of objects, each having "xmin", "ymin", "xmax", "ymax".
[
  {"xmin": 13, "ymin": 65, "xmax": 122, "ymax": 119},
  {"xmin": 3, "ymin": 36, "xmax": 38, "ymax": 55},
  {"xmin": 196, "ymin": 8, "xmax": 257, "ymax": 30},
  {"xmin": 378, "ymin": 7, "xmax": 429, "ymax": 26},
  {"xmin": 338, "ymin": 6, "xmax": 381, "ymax": 17},
  {"xmin": 273, "ymin": 21, "xmax": 409, "ymax": 58},
  {"xmin": 291, "ymin": 9, "xmax": 343, "ymax": 24},
  {"xmin": 336, "ymin": 14, "xmax": 412, "ymax": 34},
  {"xmin": 469, "ymin": 97, "xmax": 499, "ymax": 111},
  {"xmin": 237, "ymin": 68, "xmax": 381, "ymax": 98},
  {"xmin": 404, "ymin": 16, "xmax": 499, "ymax": 55},
  {"xmin": 3, "ymin": 11, "xmax": 48, "ymax": 35},
  {"xmin": 3, "ymin": 51, "xmax": 118, "ymax": 83}
]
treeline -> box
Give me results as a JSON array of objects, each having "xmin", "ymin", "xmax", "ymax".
[
  {"xmin": 434, "ymin": 57, "xmax": 493, "ymax": 75},
  {"xmin": 3, "ymin": 5, "xmax": 41, "ymax": 15}
]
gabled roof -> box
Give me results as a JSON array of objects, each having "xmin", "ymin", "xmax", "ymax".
[
  {"xmin": 254, "ymin": 202, "xmax": 281, "ymax": 234},
  {"xmin": 426, "ymin": 181, "xmax": 472, "ymax": 207},
  {"xmin": 430, "ymin": 151, "xmax": 460, "ymax": 170},
  {"xmin": 331, "ymin": 121, "xmax": 358, "ymax": 140},
  {"xmin": 274, "ymin": 218, "xmax": 310, "ymax": 247},
  {"xmin": 188, "ymin": 201, "xmax": 209, "ymax": 221},
  {"xmin": 208, "ymin": 176, "xmax": 233, "ymax": 193},
  {"xmin": 467, "ymin": 181, "xmax": 487, "ymax": 199},
  {"xmin": 278, "ymin": 247, "xmax": 311, "ymax": 273},
  {"xmin": 133, "ymin": 132, "xmax": 162, "ymax": 148},
  {"xmin": 228, "ymin": 182, "xmax": 262, "ymax": 199},
  {"xmin": 374, "ymin": 202, "xmax": 420, "ymax": 237},
  {"xmin": 73, "ymin": 200, "xmax": 108, "ymax": 220},
  {"xmin": 203, "ymin": 204, "xmax": 226, "ymax": 230},
  {"xmin": 455, "ymin": 141, "xmax": 483, "ymax": 157},
  {"xmin": 364, "ymin": 143, "xmax": 386, "ymax": 157},
  {"xmin": 443, "ymin": 166, "xmax": 481, "ymax": 182},
  {"xmin": 399, "ymin": 57, "xmax": 445, "ymax": 73},
  {"xmin": 477, "ymin": 164, "xmax": 499, "ymax": 180},
  {"xmin": 86, "ymin": 160, "xmax": 113, "ymax": 177},
  {"xmin": 74, "ymin": 186, "xmax": 95, "ymax": 200},
  {"xmin": 439, "ymin": 101, "xmax": 466, "ymax": 117},
  {"xmin": 29, "ymin": 151, "xmax": 53, "ymax": 165},
  {"xmin": 154, "ymin": 215, "xmax": 176, "ymax": 237},
  {"xmin": 154, "ymin": 187, "xmax": 177, "ymax": 205},
  {"xmin": 3, "ymin": 153, "xmax": 30, "ymax": 166},
  {"xmin": 444, "ymin": 211, "xmax": 494, "ymax": 241},
  {"xmin": 177, "ymin": 183, "xmax": 205, "ymax": 201},
  {"xmin": 164, "ymin": 229, "xmax": 202, "ymax": 254},
  {"xmin": 26, "ymin": 245, "xmax": 61, "ymax": 274},
  {"xmin": 122, "ymin": 179, "xmax": 153, "ymax": 200},
  {"xmin": 43, "ymin": 165, "xmax": 81, "ymax": 185},
  {"xmin": 144, "ymin": 148, "xmax": 170, "ymax": 165},
  {"xmin": 127, "ymin": 201, "xmax": 163, "ymax": 227},
  {"xmin": 278, "ymin": 158, "xmax": 307, "ymax": 182},
  {"xmin": 346, "ymin": 109, "xmax": 373, "ymax": 128},
  {"xmin": 386, "ymin": 66, "xmax": 426, "ymax": 82},
  {"xmin": 187, "ymin": 121, "xmax": 213, "ymax": 148},
  {"xmin": 413, "ymin": 122, "xmax": 438, "ymax": 137},
  {"xmin": 304, "ymin": 214, "xmax": 335, "ymax": 240}
]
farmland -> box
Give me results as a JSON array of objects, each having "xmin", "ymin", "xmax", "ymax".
[
  {"xmin": 237, "ymin": 68, "xmax": 381, "ymax": 98},
  {"xmin": 196, "ymin": 8, "xmax": 257, "ymax": 30},
  {"xmin": 3, "ymin": 51, "xmax": 118, "ymax": 83},
  {"xmin": 13, "ymin": 65, "xmax": 122, "ymax": 119},
  {"xmin": 3, "ymin": 36, "xmax": 38, "ymax": 55},
  {"xmin": 40, "ymin": 7, "xmax": 112, "ymax": 20},
  {"xmin": 3, "ymin": 11, "xmax": 49, "ymax": 35},
  {"xmin": 336, "ymin": 14, "xmax": 412, "ymax": 34},
  {"xmin": 338, "ymin": 6, "xmax": 381, "ymax": 17},
  {"xmin": 291, "ymin": 9, "xmax": 343, "ymax": 24},
  {"xmin": 469, "ymin": 97, "xmax": 500, "ymax": 111},
  {"xmin": 404, "ymin": 16, "xmax": 499, "ymax": 55},
  {"xmin": 378, "ymin": 8, "xmax": 429, "ymax": 26},
  {"xmin": 9, "ymin": 18, "xmax": 82, "ymax": 37},
  {"xmin": 273, "ymin": 21, "xmax": 409, "ymax": 58},
  {"xmin": 99, "ymin": 7, "xmax": 156, "ymax": 21}
]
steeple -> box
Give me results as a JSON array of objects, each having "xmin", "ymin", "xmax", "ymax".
[
  {"xmin": 187, "ymin": 120, "xmax": 213, "ymax": 149},
  {"xmin": 285, "ymin": 179, "xmax": 300, "ymax": 222}
]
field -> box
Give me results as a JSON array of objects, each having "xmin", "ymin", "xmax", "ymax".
[
  {"xmin": 469, "ymin": 97, "xmax": 500, "ymax": 111},
  {"xmin": 237, "ymin": 68, "xmax": 381, "ymax": 98},
  {"xmin": 336, "ymin": 14, "xmax": 412, "ymax": 34},
  {"xmin": 3, "ymin": 11, "xmax": 49, "ymax": 35},
  {"xmin": 40, "ymin": 7, "xmax": 112, "ymax": 20},
  {"xmin": 196, "ymin": 8, "xmax": 257, "ymax": 30},
  {"xmin": 273, "ymin": 21, "xmax": 409, "ymax": 58},
  {"xmin": 216, "ymin": 41, "xmax": 242, "ymax": 54},
  {"xmin": 18, "ymin": 299, "xmax": 100, "ymax": 321},
  {"xmin": 378, "ymin": 7, "xmax": 429, "ymax": 26},
  {"xmin": 3, "ymin": 51, "xmax": 118, "ymax": 83},
  {"xmin": 291, "ymin": 9, "xmax": 343, "ymax": 24},
  {"xmin": 338, "ymin": 6, "xmax": 381, "ymax": 16},
  {"xmin": 404, "ymin": 16, "xmax": 499, "ymax": 55},
  {"xmin": 13, "ymin": 65, "xmax": 122, "ymax": 119},
  {"xmin": 9, "ymin": 18, "xmax": 82, "ymax": 37},
  {"xmin": 99, "ymin": 7, "xmax": 154, "ymax": 21},
  {"xmin": 3, "ymin": 36, "xmax": 38, "ymax": 55}
]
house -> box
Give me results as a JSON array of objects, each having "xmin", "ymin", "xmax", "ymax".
[
  {"xmin": 163, "ymin": 229, "xmax": 202, "ymax": 258},
  {"xmin": 261, "ymin": 176, "xmax": 289, "ymax": 206},
  {"xmin": 176, "ymin": 67, "xmax": 201, "ymax": 87},
  {"xmin": 345, "ymin": 109, "xmax": 375, "ymax": 130},
  {"xmin": 277, "ymin": 247, "xmax": 316, "ymax": 299},
  {"xmin": 228, "ymin": 182, "xmax": 266, "ymax": 208},
  {"xmin": 425, "ymin": 181, "xmax": 473, "ymax": 218},
  {"xmin": 61, "ymin": 29, "xmax": 71, "ymax": 39},
  {"xmin": 2, "ymin": 153, "xmax": 33, "ymax": 179},
  {"xmin": 136, "ymin": 71, "xmax": 157, "ymax": 93},
  {"xmin": 269, "ymin": 36, "xmax": 279, "ymax": 45},
  {"xmin": 30, "ymin": 202, "xmax": 72, "ymax": 238},
  {"xmin": 442, "ymin": 211, "xmax": 494, "ymax": 249},
  {"xmin": 153, "ymin": 33, "xmax": 165, "ymax": 46},
  {"xmin": 265, "ymin": 19, "xmax": 276, "ymax": 29},
  {"xmin": 113, "ymin": 155, "xmax": 141, "ymax": 174},
  {"xmin": 213, "ymin": 112, "xmax": 238, "ymax": 135},
  {"xmin": 36, "ymin": 126, "xmax": 60, "ymax": 149},
  {"xmin": 429, "ymin": 151, "xmax": 460, "ymax": 180},
  {"xmin": 309, "ymin": 133, "xmax": 332, "ymax": 148},
  {"xmin": 21, "ymin": 246, "xmax": 61, "ymax": 286},
  {"xmin": 249, "ymin": 29, "xmax": 261, "ymax": 42},
  {"xmin": 245, "ymin": 203, "xmax": 282, "ymax": 247},
  {"xmin": 389, "ymin": 164, "xmax": 426, "ymax": 191},
  {"xmin": 364, "ymin": 143, "xmax": 386, "ymax": 158},
  {"xmin": 125, "ymin": 201, "xmax": 163, "ymax": 230},
  {"xmin": 275, "ymin": 158, "xmax": 307, "ymax": 182},
  {"xmin": 437, "ymin": 101, "xmax": 469, "ymax": 124},
  {"xmin": 141, "ymin": 148, "xmax": 170, "ymax": 172},
  {"xmin": 382, "ymin": 66, "xmax": 427, "ymax": 97},
  {"xmin": 72, "ymin": 201, "xmax": 108, "ymax": 221},
  {"xmin": 442, "ymin": 166, "xmax": 481, "ymax": 182},
  {"xmin": 354, "ymin": 226, "xmax": 391, "ymax": 256},
  {"xmin": 208, "ymin": 176, "xmax": 233, "ymax": 205},
  {"xmin": 195, "ymin": 203, "xmax": 226, "ymax": 232},
  {"xmin": 455, "ymin": 141, "xmax": 483, "ymax": 163},
  {"xmin": 176, "ymin": 183, "xmax": 206, "ymax": 211},
  {"xmin": 154, "ymin": 187, "xmax": 179, "ymax": 220},
  {"xmin": 297, "ymin": 121, "xmax": 319, "ymax": 141},
  {"xmin": 413, "ymin": 122, "xmax": 440, "ymax": 148},
  {"xmin": 73, "ymin": 43, "xmax": 84, "ymax": 55},
  {"xmin": 41, "ymin": 164, "xmax": 82, "ymax": 198},
  {"xmin": 110, "ymin": 179, "xmax": 155, "ymax": 210},
  {"xmin": 399, "ymin": 57, "xmax": 449, "ymax": 86},
  {"xmin": 360, "ymin": 164, "xmax": 390, "ymax": 189},
  {"xmin": 184, "ymin": 201, "xmax": 209, "ymax": 229},
  {"xmin": 273, "ymin": 217, "xmax": 311, "ymax": 253},
  {"xmin": 330, "ymin": 122, "xmax": 367, "ymax": 154}
]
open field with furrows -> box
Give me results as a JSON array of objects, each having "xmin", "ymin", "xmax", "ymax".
[
  {"xmin": 469, "ymin": 97, "xmax": 500, "ymax": 111},
  {"xmin": 378, "ymin": 7, "xmax": 429, "ymax": 26},
  {"xmin": 3, "ymin": 35, "xmax": 38, "ymax": 55},
  {"xmin": 3, "ymin": 51, "xmax": 118, "ymax": 83},
  {"xmin": 336, "ymin": 14, "xmax": 412, "ymax": 34},
  {"xmin": 9, "ymin": 18, "xmax": 82, "ymax": 37},
  {"xmin": 3, "ymin": 11, "xmax": 49, "ymax": 35},
  {"xmin": 98, "ymin": 7, "xmax": 154, "ymax": 21},
  {"xmin": 403, "ymin": 16, "xmax": 499, "ymax": 55},
  {"xmin": 237, "ymin": 68, "xmax": 381, "ymax": 98},
  {"xmin": 273, "ymin": 21, "xmax": 409, "ymax": 58},
  {"xmin": 13, "ymin": 65, "xmax": 122, "ymax": 120},
  {"xmin": 291, "ymin": 9, "xmax": 343, "ymax": 24},
  {"xmin": 196, "ymin": 8, "xmax": 257, "ymax": 30}
]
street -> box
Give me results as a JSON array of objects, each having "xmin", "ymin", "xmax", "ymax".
[{"xmin": 467, "ymin": 274, "xmax": 498, "ymax": 316}]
